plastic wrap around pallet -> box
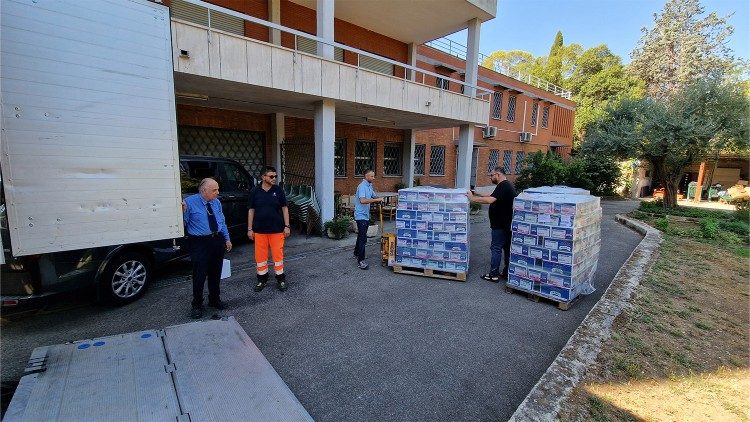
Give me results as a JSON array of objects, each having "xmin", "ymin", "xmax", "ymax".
[
  {"xmin": 507, "ymin": 188, "xmax": 602, "ymax": 304},
  {"xmin": 394, "ymin": 187, "xmax": 470, "ymax": 273}
]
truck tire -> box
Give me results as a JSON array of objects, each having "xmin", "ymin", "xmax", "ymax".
[{"xmin": 100, "ymin": 252, "xmax": 151, "ymax": 305}]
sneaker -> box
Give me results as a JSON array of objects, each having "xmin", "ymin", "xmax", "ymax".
[
  {"xmin": 254, "ymin": 281, "xmax": 266, "ymax": 292},
  {"xmin": 208, "ymin": 300, "xmax": 228, "ymax": 310},
  {"xmin": 358, "ymin": 260, "xmax": 369, "ymax": 270},
  {"xmin": 277, "ymin": 280, "xmax": 288, "ymax": 292},
  {"xmin": 190, "ymin": 307, "xmax": 203, "ymax": 319}
]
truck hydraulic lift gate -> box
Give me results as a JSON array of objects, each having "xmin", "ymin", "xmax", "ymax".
[{"xmin": 5, "ymin": 317, "xmax": 312, "ymax": 421}]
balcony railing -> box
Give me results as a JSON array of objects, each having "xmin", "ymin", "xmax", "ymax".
[
  {"xmin": 424, "ymin": 37, "xmax": 573, "ymax": 100},
  {"xmin": 175, "ymin": 0, "xmax": 493, "ymax": 101}
]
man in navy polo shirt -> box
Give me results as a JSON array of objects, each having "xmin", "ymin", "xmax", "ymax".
[{"xmin": 248, "ymin": 166, "xmax": 291, "ymax": 292}]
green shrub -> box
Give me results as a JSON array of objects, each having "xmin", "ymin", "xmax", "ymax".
[
  {"xmin": 324, "ymin": 216, "xmax": 352, "ymax": 239},
  {"xmin": 654, "ymin": 218, "xmax": 670, "ymax": 231},
  {"xmin": 470, "ymin": 201, "xmax": 482, "ymax": 213},
  {"xmin": 699, "ymin": 218, "xmax": 720, "ymax": 239},
  {"xmin": 564, "ymin": 154, "xmax": 621, "ymax": 196},
  {"xmin": 735, "ymin": 200, "xmax": 750, "ymax": 222},
  {"xmin": 515, "ymin": 151, "xmax": 567, "ymax": 191},
  {"xmin": 718, "ymin": 219, "xmax": 750, "ymax": 238}
]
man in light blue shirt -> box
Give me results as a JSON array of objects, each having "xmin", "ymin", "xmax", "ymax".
[
  {"xmin": 182, "ymin": 178, "xmax": 232, "ymax": 318},
  {"xmin": 353, "ymin": 169, "xmax": 382, "ymax": 269}
]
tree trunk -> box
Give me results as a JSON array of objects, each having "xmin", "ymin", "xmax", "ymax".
[{"xmin": 663, "ymin": 177, "xmax": 680, "ymax": 208}]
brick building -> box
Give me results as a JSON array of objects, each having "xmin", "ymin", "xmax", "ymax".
[{"xmin": 165, "ymin": 0, "xmax": 574, "ymax": 221}]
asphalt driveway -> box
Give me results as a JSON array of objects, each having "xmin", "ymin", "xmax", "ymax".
[{"xmin": 0, "ymin": 200, "xmax": 642, "ymax": 421}]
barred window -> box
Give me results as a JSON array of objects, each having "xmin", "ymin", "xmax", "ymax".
[
  {"xmin": 414, "ymin": 144, "xmax": 426, "ymax": 175},
  {"xmin": 429, "ymin": 145, "xmax": 445, "ymax": 176},
  {"xmin": 383, "ymin": 143, "xmax": 402, "ymax": 176},
  {"xmin": 487, "ymin": 149, "xmax": 500, "ymax": 173},
  {"xmin": 334, "ymin": 138, "xmax": 346, "ymax": 177},
  {"xmin": 355, "ymin": 140, "xmax": 376, "ymax": 176},
  {"xmin": 507, "ymin": 95, "xmax": 517, "ymax": 122},
  {"xmin": 542, "ymin": 106, "xmax": 550, "ymax": 128},
  {"xmin": 491, "ymin": 92, "xmax": 503, "ymax": 119},
  {"xmin": 515, "ymin": 151, "xmax": 525, "ymax": 174},
  {"xmin": 436, "ymin": 77, "xmax": 449, "ymax": 90},
  {"xmin": 503, "ymin": 150, "xmax": 512, "ymax": 175},
  {"xmin": 530, "ymin": 102, "xmax": 539, "ymax": 127}
]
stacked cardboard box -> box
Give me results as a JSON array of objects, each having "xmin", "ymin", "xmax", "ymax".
[
  {"xmin": 394, "ymin": 187, "xmax": 470, "ymax": 273},
  {"xmin": 506, "ymin": 188, "xmax": 601, "ymax": 303}
]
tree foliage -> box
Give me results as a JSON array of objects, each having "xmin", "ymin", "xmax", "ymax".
[
  {"xmin": 514, "ymin": 151, "xmax": 621, "ymax": 196},
  {"xmin": 582, "ymin": 78, "xmax": 749, "ymax": 208},
  {"xmin": 630, "ymin": 0, "xmax": 739, "ymax": 98}
]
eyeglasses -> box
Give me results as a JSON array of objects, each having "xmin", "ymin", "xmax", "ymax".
[{"xmin": 265, "ymin": 174, "xmax": 277, "ymax": 179}]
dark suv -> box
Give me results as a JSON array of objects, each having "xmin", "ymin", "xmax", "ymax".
[{"xmin": 0, "ymin": 156, "xmax": 256, "ymax": 307}]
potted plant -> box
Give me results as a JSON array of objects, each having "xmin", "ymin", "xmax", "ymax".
[
  {"xmin": 349, "ymin": 216, "xmax": 380, "ymax": 237},
  {"xmin": 324, "ymin": 216, "xmax": 353, "ymax": 239},
  {"xmin": 470, "ymin": 201, "xmax": 482, "ymax": 215}
]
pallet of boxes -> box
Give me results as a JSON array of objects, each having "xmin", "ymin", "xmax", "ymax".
[
  {"xmin": 505, "ymin": 186, "xmax": 601, "ymax": 310},
  {"xmin": 392, "ymin": 187, "xmax": 469, "ymax": 281}
]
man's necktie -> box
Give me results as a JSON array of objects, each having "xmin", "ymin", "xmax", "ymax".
[{"xmin": 206, "ymin": 202, "xmax": 219, "ymax": 233}]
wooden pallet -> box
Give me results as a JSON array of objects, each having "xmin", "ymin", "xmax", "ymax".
[
  {"xmin": 392, "ymin": 265, "xmax": 467, "ymax": 282},
  {"xmin": 504, "ymin": 284, "xmax": 578, "ymax": 311}
]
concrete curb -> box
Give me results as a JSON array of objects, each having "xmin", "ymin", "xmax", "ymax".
[{"xmin": 508, "ymin": 214, "xmax": 662, "ymax": 422}]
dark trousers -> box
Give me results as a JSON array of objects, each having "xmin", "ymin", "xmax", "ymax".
[
  {"xmin": 190, "ymin": 235, "xmax": 225, "ymax": 307},
  {"xmin": 354, "ymin": 219, "xmax": 369, "ymax": 261},
  {"xmin": 490, "ymin": 228, "xmax": 511, "ymax": 277}
]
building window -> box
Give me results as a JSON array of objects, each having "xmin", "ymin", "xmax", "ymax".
[
  {"xmin": 334, "ymin": 138, "xmax": 346, "ymax": 177},
  {"xmin": 487, "ymin": 149, "xmax": 500, "ymax": 173},
  {"xmin": 503, "ymin": 150, "xmax": 512, "ymax": 175},
  {"xmin": 414, "ymin": 144, "xmax": 426, "ymax": 176},
  {"xmin": 491, "ymin": 92, "xmax": 503, "ymax": 119},
  {"xmin": 530, "ymin": 102, "xmax": 539, "ymax": 127},
  {"xmin": 383, "ymin": 143, "xmax": 402, "ymax": 176},
  {"xmin": 542, "ymin": 106, "xmax": 550, "ymax": 128},
  {"xmin": 436, "ymin": 77, "xmax": 449, "ymax": 90},
  {"xmin": 429, "ymin": 145, "xmax": 445, "ymax": 176},
  {"xmin": 515, "ymin": 151, "xmax": 525, "ymax": 174},
  {"xmin": 355, "ymin": 140, "xmax": 376, "ymax": 176},
  {"xmin": 507, "ymin": 95, "xmax": 517, "ymax": 122}
]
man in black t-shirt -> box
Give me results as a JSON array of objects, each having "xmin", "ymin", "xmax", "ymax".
[
  {"xmin": 467, "ymin": 166, "xmax": 516, "ymax": 282},
  {"xmin": 248, "ymin": 166, "xmax": 291, "ymax": 292}
]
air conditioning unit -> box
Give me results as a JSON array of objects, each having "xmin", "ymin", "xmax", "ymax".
[
  {"xmin": 482, "ymin": 126, "xmax": 497, "ymax": 138},
  {"xmin": 519, "ymin": 132, "xmax": 532, "ymax": 142}
]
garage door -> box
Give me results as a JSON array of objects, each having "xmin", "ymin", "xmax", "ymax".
[{"xmin": 178, "ymin": 126, "xmax": 266, "ymax": 177}]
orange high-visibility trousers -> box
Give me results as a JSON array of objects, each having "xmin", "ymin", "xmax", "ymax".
[{"xmin": 254, "ymin": 233, "xmax": 285, "ymax": 275}]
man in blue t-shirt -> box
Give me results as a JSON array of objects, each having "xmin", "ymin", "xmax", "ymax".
[{"xmin": 353, "ymin": 169, "xmax": 382, "ymax": 269}]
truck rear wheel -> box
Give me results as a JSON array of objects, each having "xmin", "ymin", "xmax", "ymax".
[{"xmin": 100, "ymin": 252, "xmax": 151, "ymax": 305}]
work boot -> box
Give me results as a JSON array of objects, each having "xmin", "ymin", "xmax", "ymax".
[
  {"xmin": 276, "ymin": 273, "xmax": 287, "ymax": 292},
  {"xmin": 254, "ymin": 273, "xmax": 269, "ymax": 292}
]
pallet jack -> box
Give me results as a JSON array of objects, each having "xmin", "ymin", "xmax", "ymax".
[{"xmin": 379, "ymin": 203, "xmax": 396, "ymax": 266}]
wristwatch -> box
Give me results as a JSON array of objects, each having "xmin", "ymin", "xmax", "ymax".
[{"xmin": 284, "ymin": 225, "xmax": 290, "ymax": 228}]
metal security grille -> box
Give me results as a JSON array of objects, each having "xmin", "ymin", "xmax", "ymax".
[
  {"xmin": 280, "ymin": 138, "xmax": 315, "ymax": 185},
  {"xmin": 515, "ymin": 151, "xmax": 525, "ymax": 174},
  {"xmin": 383, "ymin": 143, "xmax": 402, "ymax": 176},
  {"xmin": 531, "ymin": 103, "xmax": 539, "ymax": 127},
  {"xmin": 178, "ymin": 126, "xmax": 266, "ymax": 176},
  {"xmin": 491, "ymin": 92, "xmax": 503, "ymax": 119},
  {"xmin": 171, "ymin": 0, "xmax": 244, "ymax": 36},
  {"xmin": 355, "ymin": 140, "xmax": 376, "ymax": 175},
  {"xmin": 436, "ymin": 77, "xmax": 449, "ymax": 90},
  {"xmin": 414, "ymin": 144, "xmax": 426, "ymax": 175},
  {"xmin": 334, "ymin": 138, "xmax": 346, "ymax": 177},
  {"xmin": 542, "ymin": 106, "xmax": 550, "ymax": 128},
  {"xmin": 503, "ymin": 150, "xmax": 512, "ymax": 174},
  {"xmin": 507, "ymin": 95, "xmax": 517, "ymax": 122},
  {"xmin": 296, "ymin": 35, "xmax": 344, "ymax": 61},
  {"xmin": 487, "ymin": 149, "xmax": 499, "ymax": 173},
  {"xmin": 429, "ymin": 145, "xmax": 445, "ymax": 176}
]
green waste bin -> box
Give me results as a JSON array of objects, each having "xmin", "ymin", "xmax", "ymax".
[{"xmin": 687, "ymin": 181, "xmax": 697, "ymax": 199}]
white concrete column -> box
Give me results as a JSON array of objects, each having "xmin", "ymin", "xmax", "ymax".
[
  {"xmin": 272, "ymin": 113, "xmax": 284, "ymax": 181},
  {"xmin": 465, "ymin": 18, "xmax": 481, "ymax": 97},
  {"xmin": 403, "ymin": 130, "xmax": 416, "ymax": 187},
  {"xmin": 314, "ymin": 99, "xmax": 336, "ymax": 223},
  {"xmin": 407, "ymin": 43, "xmax": 417, "ymax": 82},
  {"xmin": 316, "ymin": 0, "xmax": 334, "ymax": 59},
  {"xmin": 456, "ymin": 125, "xmax": 474, "ymax": 188},
  {"xmin": 268, "ymin": 0, "xmax": 281, "ymax": 45}
]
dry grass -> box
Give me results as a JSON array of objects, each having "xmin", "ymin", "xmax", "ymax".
[{"xmin": 560, "ymin": 215, "xmax": 750, "ymax": 421}]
